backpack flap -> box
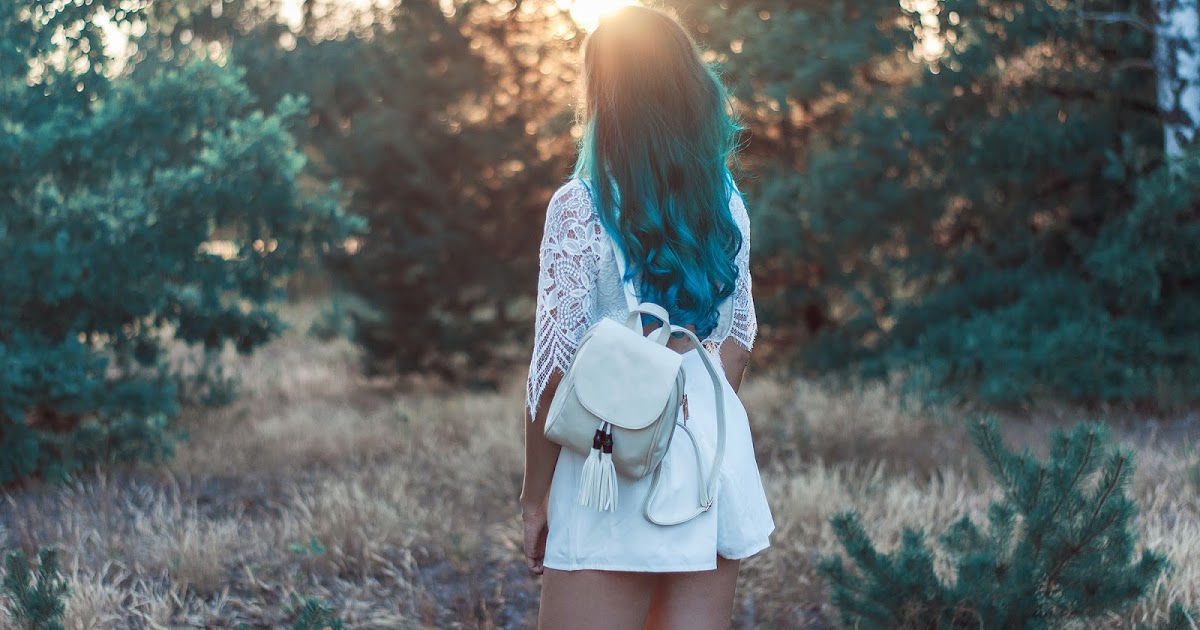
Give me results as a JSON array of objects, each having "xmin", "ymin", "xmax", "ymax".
[{"xmin": 573, "ymin": 319, "xmax": 682, "ymax": 430}]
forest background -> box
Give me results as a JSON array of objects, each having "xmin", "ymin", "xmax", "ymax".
[{"xmin": 1, "ymin": 0, "xmax": 1199, "ymax": 627}]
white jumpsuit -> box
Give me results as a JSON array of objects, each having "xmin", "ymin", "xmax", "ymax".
[{"xmin": 526, "ymin": 177, "xmax": 775, "ymax": 572}]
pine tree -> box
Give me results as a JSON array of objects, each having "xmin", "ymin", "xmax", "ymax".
[
  {"xmin": 818, "ymin": 418, "xmax": 1181, "ymax": 629},
  {"xmin": 690, "ymin": 0, "xmax": 1200, "ymax": 407},
  {"xmin": 167, "ymin": 0, "xmax": 581, "ymax": 379},
  {"xmin": 1, "ymin": 548, "xmax": 69, "ymax": 630},
  {"xmin": 0, "ymin": 1, "xmax": 360, "ymax": 485}
]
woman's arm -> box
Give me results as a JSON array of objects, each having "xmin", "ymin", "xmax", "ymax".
[
  {"xmin": 521, "ymin": 371, "xmax": 562, "ymax": 512},
  {"xmin": 520, "ymin": 373, "xmax": 561, "ymax": 576},
  {"xmin": 521, "ymin": 181, "xmax": 605, "ymax": 574},
  {"xmin": 719, "ymin": 339, "xmax": 752, "ymax": 393}
]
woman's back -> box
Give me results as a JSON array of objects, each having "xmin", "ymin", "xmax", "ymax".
[{"xmin": 526, "ymin": 176, "xmax": 757, "ymax": 418}]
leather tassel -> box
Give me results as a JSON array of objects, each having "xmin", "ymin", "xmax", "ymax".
[
  {"xmin": 577, "ymin": 428, "xmax": 605, "ymax": 509},
  {"xmin": 598, "ymin": 447, "xmax": 618, "ymax": 511}
]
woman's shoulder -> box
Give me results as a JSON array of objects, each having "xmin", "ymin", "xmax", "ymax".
[
  {"xmin": 545, "ymin": 177, "xmax": 598, "ymax": 224},
  {"xmin": 550, "ymin": 177, "xmax": 591, "ymax": 203}
]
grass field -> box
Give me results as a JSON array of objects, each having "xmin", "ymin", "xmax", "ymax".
[{"xmin": 1, "ymin": 306, "xmax": 1198, "ymax": 628}]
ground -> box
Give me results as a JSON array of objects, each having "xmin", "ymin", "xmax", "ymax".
[{"xmin": 1, "ymin": 306, "xmax": 1197, "ymax": 628}]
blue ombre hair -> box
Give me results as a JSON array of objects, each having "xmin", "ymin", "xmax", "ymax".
[{"xmin": 572, "ymin": 5, "xmax": 744, "ymax": 338}]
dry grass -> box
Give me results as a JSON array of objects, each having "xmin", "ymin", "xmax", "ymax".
[{"xmin": 1, "ymin": 303, "xmax": 1198, "ymax": 628}]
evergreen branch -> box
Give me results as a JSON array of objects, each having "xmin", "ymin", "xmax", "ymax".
[
  {"xmin": 1084, "ymin": 453, "xmax": 1128, "ymax": 534},
  {"xmin": 971, "ymin": 418, "xmax": 1019, "ymax": 496},
  {"xmin": 1026, "ymin": 427, "xmax": 1098, "ymax": 577},
  {"xmin": 2, "ymin": 552, "xmax": 33, "ymax": 608},
  {"xmin": 825, "ymin": 512, "xmax": 918, "ymax": 622},
  {"xmin": 818, "ymin": 556, "xmax": 898, "ymax": 626},
  {"xmin": 1026, "ymin": 466, "xmax": 1047, "ymax": 514},
  {"xmin": 1043, "ymin": 427, "xmax": 1097, "ymax": 530},
  {"xmin": 1044, "ymin": 87, "xmax": 1162, "ymax": 117},
  {"xmin": 1042, "ymin": 453, "xmax": 1125, "ymax": 594},
  {"xmin": 1075, "ymin": 11, "xmax": 1154, "ymax": 33},
  {"xmin": 291, "ymin": 595, "xmax": 344, "ymax": 630},
  {"xmin": 2, "ymin": 547, "xmax": 68, "ymax": 630},
  {"xmin": 1112, "ymin": 59, "xmax": 1157, "ymax": 73}
]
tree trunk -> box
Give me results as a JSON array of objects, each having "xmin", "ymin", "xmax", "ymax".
[{"xmin": 1154, "ymin": 0, "xmax": 1200, "ymax": 161}]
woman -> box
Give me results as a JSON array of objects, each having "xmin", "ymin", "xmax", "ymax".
[{"xmin": 521, "ymin": 6, "xmax": 774, "ymax": 629}]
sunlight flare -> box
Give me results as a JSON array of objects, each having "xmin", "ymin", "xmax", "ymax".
[{"xmin": 562, "ymin": 0, "xmax": 636, "ymax": 30}]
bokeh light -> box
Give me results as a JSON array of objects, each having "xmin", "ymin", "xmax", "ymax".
[{"xmin": 559, "ymin": 0, "xmax": 636, "ymax": 31}]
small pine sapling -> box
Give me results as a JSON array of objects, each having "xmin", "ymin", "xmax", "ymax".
[
  {"xmin": 2, "ymin": 547, "xmax": 69, "ymax": 630},
  {"xmin": 818, "ymin": 418, "xmax": 1183, "ymax": 629}
]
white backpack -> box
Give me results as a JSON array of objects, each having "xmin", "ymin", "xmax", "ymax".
[{"xmin": 543, "ymin": 248, "xmax": 727, "ymax": 526}]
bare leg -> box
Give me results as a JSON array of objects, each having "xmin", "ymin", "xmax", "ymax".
[
  {"xmin": 643, "ymin": 579, "xmax": 668, "ymax": 630},
  {"xmin": 539, "ymin": 568, "xmax": 657, "ymax": 630},
  {"xmin": 643, "ymin": 556, "xmax": 740, "ymax": 630}
]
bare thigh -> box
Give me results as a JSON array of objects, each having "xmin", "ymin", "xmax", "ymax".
[
  {"xmin": 644, "ymin": 556, "xmax": 740, "ymax": 630},
  {"xmin": 539, "ymin": 568, "xmax": 657, "ymax": 630}
]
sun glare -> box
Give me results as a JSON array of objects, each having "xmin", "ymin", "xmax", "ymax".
[{"xmin": 562, "ymin": 0, "xmax": 636, "ymax": 30}]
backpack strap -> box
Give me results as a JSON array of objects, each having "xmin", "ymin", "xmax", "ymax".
[{"xmin": 642, "ymin": 324, "xmax": 726, "ymax": 526}]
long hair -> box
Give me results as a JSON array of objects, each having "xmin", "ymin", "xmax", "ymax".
[{"xmin": 572, "ymin": 5, "xmax": 744, "ymax": 338}]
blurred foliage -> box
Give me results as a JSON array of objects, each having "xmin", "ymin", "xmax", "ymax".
[
  {"xmin": 819, "ymin": 418, "xmax": 1188, "ymax": 629},
  {"xmin": 10, "ymin": 0, "xmax": 1197, "ymax": 410},
  {"xmin": 308, "ymin": 293, "xmax": 381, "ymax": 343},
  {"xmin": 160, "ymin": 0, "xmax": 1199, "ymax": 406},
  {"xmin": 0, "ymin": 0, "xmax": 360, "ymax": 485},
  {"xmin": 161, "ymin": 0, "xmax": 582, "ymax": 377},
  {"xmin": 691, "ymin": 0, "xmax": 1200, "ymax": 407}
]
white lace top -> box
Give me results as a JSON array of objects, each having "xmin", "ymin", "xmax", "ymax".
[{"xmin": 526, "ymin": 177, "xmax": 757, "ymax": 416}]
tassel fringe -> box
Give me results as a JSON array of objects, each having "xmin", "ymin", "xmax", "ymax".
[
  {"xmin": 578, "ymin": 445, "xmax": 601, "ymax": 508},
  {"xmin": 578, "ymin": 424, "xmax": 618, "ymax": 512},
  {"xmin": 598, "ymin": 450, "xmax": 618, "ymax": 510}
]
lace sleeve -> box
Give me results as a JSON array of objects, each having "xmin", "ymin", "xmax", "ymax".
[
  {"xmin": 723, "ymin": 188, "xmax": 758, "ymax": 352},
  {"xmin": 526, "ymin": 180, "xmax": 605, "ymax": 417}
]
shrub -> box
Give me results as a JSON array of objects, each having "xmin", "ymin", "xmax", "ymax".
[
  {"xmin": 818, "ymin": 418, "xmax": 1187, "ymax": 629},
  {"xmin": 0, "ymin": 1, "xmax": 361, "ymax": 485},
  {"xmin": 211, "ymin": 0, "xmax": 580, "ymax": 378}
]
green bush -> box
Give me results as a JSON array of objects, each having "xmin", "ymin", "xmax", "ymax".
[
  {"xmin": 818, "ymin": 418, "xmax": 1189, "ymax": 629},
  {"xmin": 0, "ymin": 1, "xmax": 360, "ymax": 485},
  {"xmin": 698, "ymin": 0, "xmax": 1199, "ymax": 407},
  {"xmin": 198, "ymin": 0, "xmax": 580, "ymax": 378}
]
